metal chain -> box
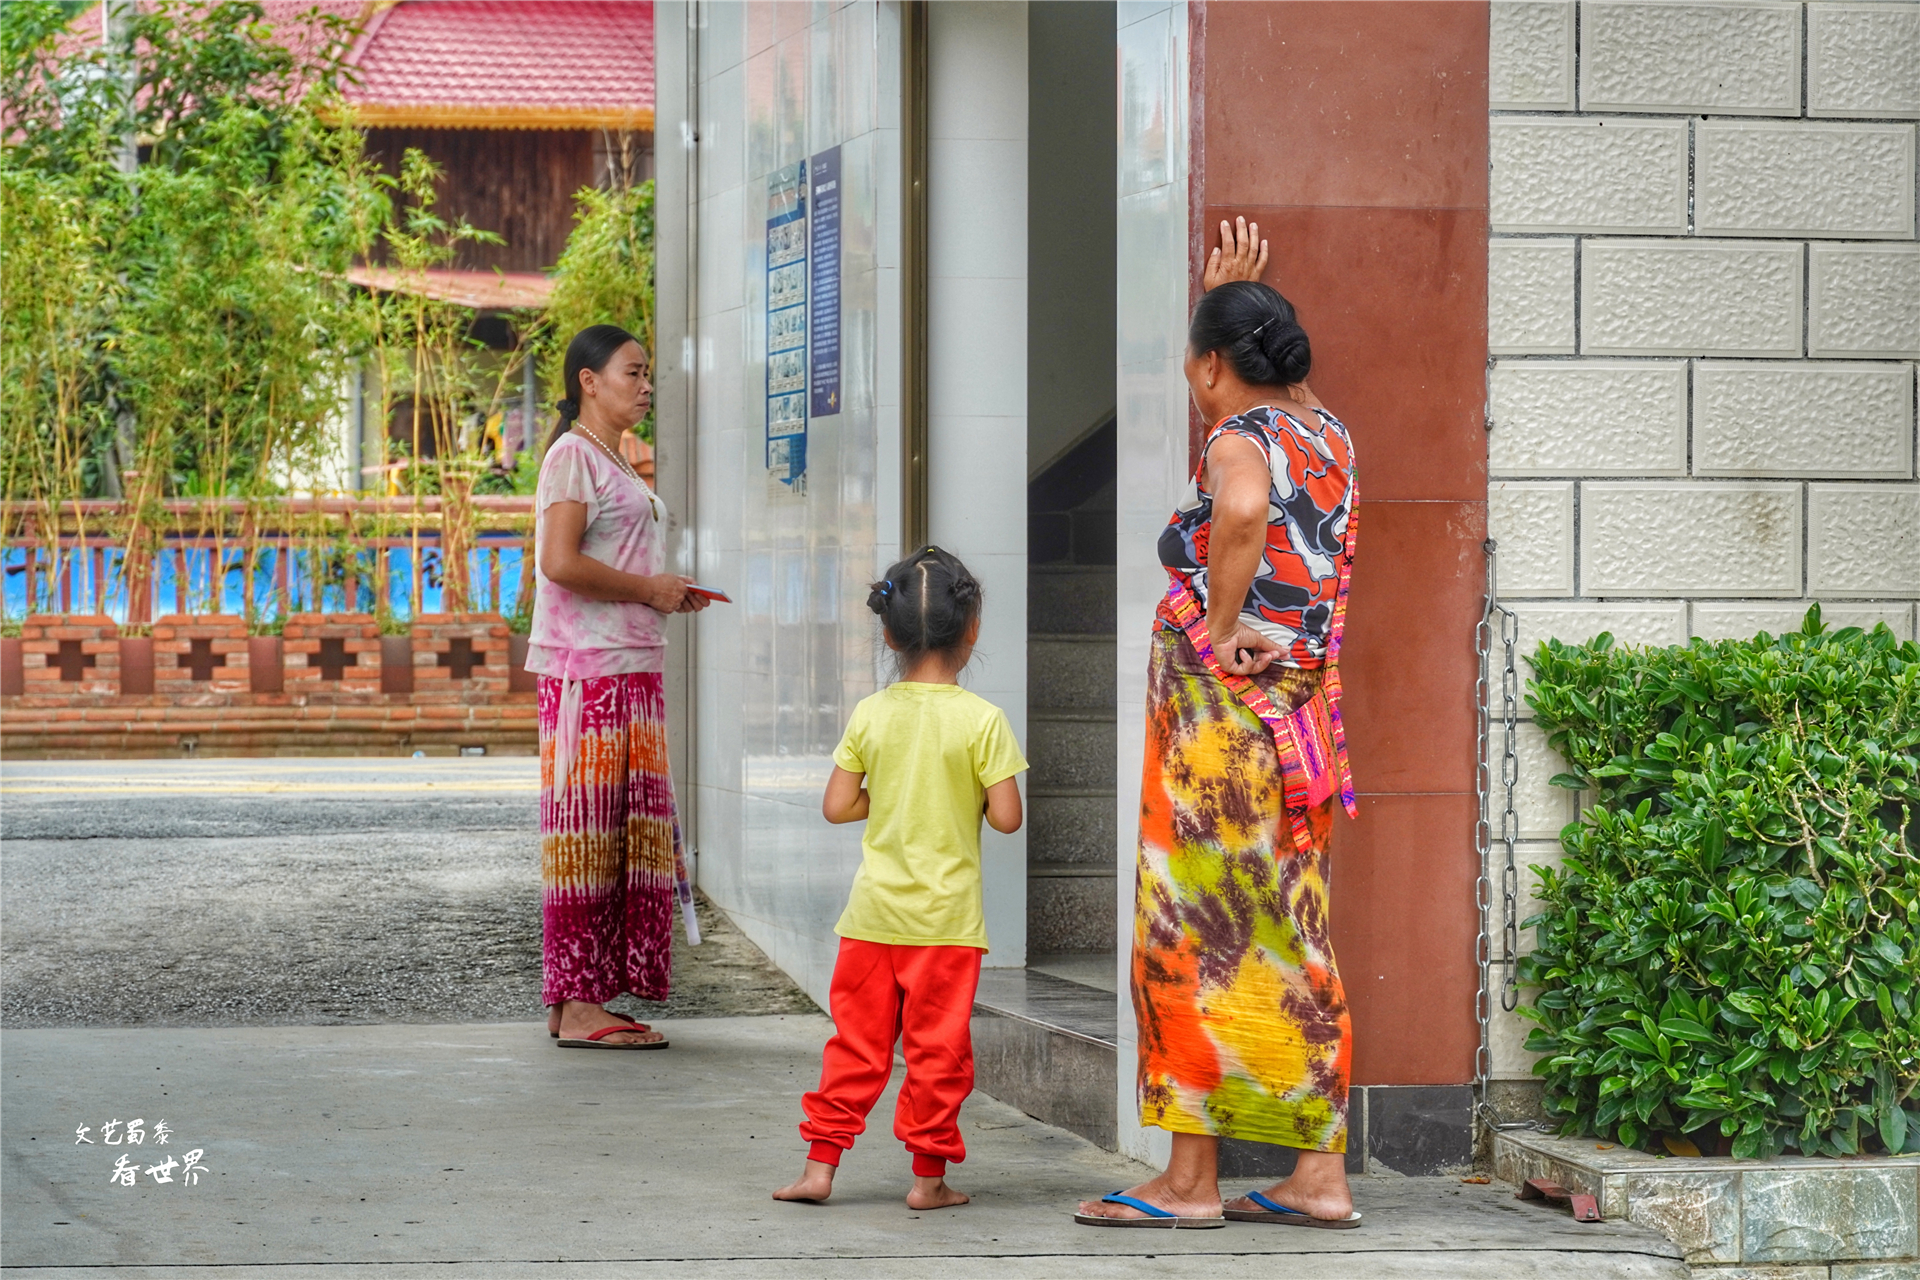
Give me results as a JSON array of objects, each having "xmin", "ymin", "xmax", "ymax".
[{"xmin": 1475, "ymin": 538, "xmax": 1521, "ymax": 1128}]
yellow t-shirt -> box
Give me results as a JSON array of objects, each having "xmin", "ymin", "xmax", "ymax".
[{"xmin": 830, "ymin": 682, "xmax": 1029, "ymax": 950}]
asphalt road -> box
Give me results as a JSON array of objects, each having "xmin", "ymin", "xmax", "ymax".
[{"xmin": 0, "ymin": 759, "xmax": 814, "ymax": 1028}]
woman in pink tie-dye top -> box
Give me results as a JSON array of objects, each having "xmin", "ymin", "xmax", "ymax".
[{"xmin": 529, "ymin": 325, "xmax": 710, "ymax": 1051}]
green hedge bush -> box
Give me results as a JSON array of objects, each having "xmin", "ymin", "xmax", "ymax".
[{"xmin": 1519, "ymin": 607, "xmax": 1919, "ymax": 1159}]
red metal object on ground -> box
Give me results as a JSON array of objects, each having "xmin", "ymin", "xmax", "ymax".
[{"xmin": 1517, "ymin": 1177, "xmax": 1602, "ymax": 1222}]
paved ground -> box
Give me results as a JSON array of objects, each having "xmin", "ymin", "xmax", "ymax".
[
  {"xmin": 1, "ymin": 1017, "xmax": 1686, "ymax": 1279},
  {"xmin": 0, "ymin": 759, "xmax": 1687, "ymax": 1277},
  {"xmin": 0, "ymin": 759, "xmax": 815, "ymax": 1027}
]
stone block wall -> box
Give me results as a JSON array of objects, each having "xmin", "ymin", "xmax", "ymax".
[{"xmin": 1486, "ymin": 0, "xmax": 1919, "ymax": 1082}]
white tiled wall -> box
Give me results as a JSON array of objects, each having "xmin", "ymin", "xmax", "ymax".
[
  {"xmin": 1485, "ymin": 0, "xmax": 1920, "ymax": 1078},
  {"xmin": 1113, "ymin": 0, "xmax": 1188, "ymax": 1171},
  {"xmin": 925, "ymin": 0, "xmax": 1030, "ymax": 969},
  {"xmin": 674, "ymin": 0, "xmax": 902, "ymax": 1010}
]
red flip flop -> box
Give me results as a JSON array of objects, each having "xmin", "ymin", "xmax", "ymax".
[
  {"xmin": 557, "ymin": 1023, "xmax": 669, "ymax": 1050},
  {"xmin": 550, "ymin": 1011, "xmax": 649, "ymax": 1039}
]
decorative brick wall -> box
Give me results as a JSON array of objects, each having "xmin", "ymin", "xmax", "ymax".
[
  {"xmin": 17, "ymin": 615, "xmax": 119, "ymax": 698},
  {"xmin": 151, "ymin": 615, "xmax": 250, "ymax": 701},
  {"xmin": 1485, "ymin": 0, "xmax": 1919, "ymax": 1080},
  {"xmin": 282, "ymin": 614, "xmax": 384, "ymax": 699},
  {"xmin": 0, "ymin": 614, "xmax": 535, "ymax": 758}
]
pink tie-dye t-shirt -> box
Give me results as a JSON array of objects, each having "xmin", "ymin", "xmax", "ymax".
[{"xmin": 526, "ymin": 432, "xmax": 667, "ymax": 679}]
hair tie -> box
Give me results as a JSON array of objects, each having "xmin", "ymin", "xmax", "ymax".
[{"xmin": 880, "ymin": 580, "xmax": 893, "ymax": 598}]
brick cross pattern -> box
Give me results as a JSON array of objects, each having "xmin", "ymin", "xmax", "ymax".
[
  {"xmin": 55, "ymin": 640, "xmax": 95, "ymax": 682},
  {"xmin": 437, "ymin": 637, "xmax": 480, "ymax": 682},
  {"xmin": 184, "ymin": 638, "xmax": 225, "ymax": 682},
  {"xmin": 313, "ymin": 637, "xmax": 356, "ymax": 681}
]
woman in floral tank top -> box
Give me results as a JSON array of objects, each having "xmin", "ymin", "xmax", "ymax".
[{"xmin": 1077, "ymin": 220, "xmax": 1362, "ymax": 1232}]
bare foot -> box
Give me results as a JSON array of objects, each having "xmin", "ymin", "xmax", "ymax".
[
  {"xmin": 1075, "ymin": 1170, "xmax": 1221, "ymax": 1222},
  {"xmin": 772, "ymin": 1159, "xmax": 836, "ymax": 1203},
  {"xmin": 906, "ymin": 1176, "xmax": 969, "ymax": 1209},
  {"xmin": 1228, "ymin": 1154, "xmax": 1353, "ymax": 1221},
  {"xmin": 555, "ymin": 1001, "xmax": 661, "ymax": 1046}
]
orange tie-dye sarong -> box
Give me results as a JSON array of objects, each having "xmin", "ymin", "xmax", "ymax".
[{"xmin": 1132, "ymin": 629, "xmax": 1352, "ymax": 1152}]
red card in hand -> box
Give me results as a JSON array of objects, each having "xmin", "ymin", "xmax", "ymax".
[{"xmin": 686, "ymin": 583, "xmax": 732, "ymax": 603}]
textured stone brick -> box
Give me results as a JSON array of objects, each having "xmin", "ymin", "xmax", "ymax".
[
  {"xmin": 1491, "ymin": 118, "xmax": 1687, "ymax": 234},
  {"xmin": 1694, "ymin": 362, "xmax": 1915, "ymax": 479},
  {"xmin": 1627, "ymin": 1170, "xmax": 1743, "ymax": 1264},
  {"xmin": 1809, "ymin": 2, "xmax": 1920, "ymax": 119},
  {"xmin": 1692, "ymin": 601, "xmax": 1916, "ymax": 642},
  {"xmin": 1489, "ymin": 481, "xmax": 1575, "ymax": 596},
  {"xmin": 1696, "ymin": 121, "xmax": 1917, "ymax": 239},
  {"xmin": 1499, "ymin": 718, "xmax": 1578, "ymax": 841},
  {"xmin": 1582, "ymin": 483, "xmax": 1802, "ymax": 597},
  {"xmin": 1490, "ymin": 0, "xmax": 1575, "ymax": 110},
  {"xmin": 1489, "ymin": 360, "xmax": 1686, "ymax": 477},
  {"xmin": 1582, "ymin": 240, "xmax": 1802, "ymax": 358},
  {"xmin": 1810, "ymin": 245, "xmax": 1920, "ymax": 359},
  {"xmin": 1808, "ymin": 484, "xmax": 1920, "ymax": 598},
  {"xmin": 1501, "ymin": 601, "xmax": 1691, "ymax": 652},
  {"xmin": 1581, "ymin": 1, "xmax": 1801, "ymax": 115},
  {"xmin": 1742, "ymin": 1167, "xmax": 1919, "ymax": 1264},
  {"xmin": 1488, "ymin": 999, "xmax": 1542, "ymax": 1079},
  {"xmin": 1489, "ymin": 240, "xmax": 1576, "ymax": 354}
]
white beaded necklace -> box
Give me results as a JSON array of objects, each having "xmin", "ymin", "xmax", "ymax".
[{"xmin": 573, "ymin": 423, "xmax": 662, "ymax": 521}]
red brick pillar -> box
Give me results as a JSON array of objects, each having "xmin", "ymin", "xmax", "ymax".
[
  {"xmin": 18, "ymin": 615, "xmax": 120, "ymax": 700},
  {"xmin": 282, "ymin": 614, "xmax": 383, "ymax": 699},
  {"xmin": 410, "ymin": 613, "xmax": 515, "ymax": 751},
  {"xmin": 151, "ymin": 615, "xmax": 250, "ymax": 701}
]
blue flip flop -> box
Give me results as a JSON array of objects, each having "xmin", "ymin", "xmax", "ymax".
[
  {"xmin": 1073, "ymin": 1192, "xmax": 1227, "ymax": 1229},
  {"xmin": 1223, "ymin": 1188, "xmax": 1363, "ymax": 1228}
]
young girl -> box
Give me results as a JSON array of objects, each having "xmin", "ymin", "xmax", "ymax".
[{"xmin": 772, "ymin": 546, "xmax": 1027, "ymax": 1211}]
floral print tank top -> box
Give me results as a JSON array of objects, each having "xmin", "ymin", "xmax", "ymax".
[{"xmin": 1156, "ymin": 404, "xmax": 1356, "ymax": 669}]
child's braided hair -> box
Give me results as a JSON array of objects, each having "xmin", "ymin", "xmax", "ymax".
[{"xmin": 866, "ymin": 545, "xmax": 983, "ymax": 666}]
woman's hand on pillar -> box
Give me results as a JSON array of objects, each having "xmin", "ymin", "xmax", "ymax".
[{"xmin": 1204, "ymin": 216, "xmax": 1269, "ymax": 291}]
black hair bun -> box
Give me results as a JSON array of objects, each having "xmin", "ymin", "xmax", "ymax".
[
  {"xmin": 556, "ymin": 398, "xmax": 581, "ymax": 422},
  {"xmin": 1263, "ymin": 325, "xmax": 1311, "ymax": 385}
]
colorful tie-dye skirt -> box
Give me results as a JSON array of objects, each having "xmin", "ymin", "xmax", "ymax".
[
  {"xmin": 538, "ymin": 672, "xmax": 677, "ymax": 1007},
  {"xmin": 1132, "ymin": 629, "xmax": 1352, "ymax": 1152}
]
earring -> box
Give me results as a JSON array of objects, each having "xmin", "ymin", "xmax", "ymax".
[{"xmin": 1207, "ymin": 379, "xmax": 1214, "ymax": 388}]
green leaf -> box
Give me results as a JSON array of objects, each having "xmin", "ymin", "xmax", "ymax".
[
  {"xmin": 1607, "ymin": 1027, "xmax": 1658, "ymax": 1056},
  {"xmin": 1659, "ymin": 1017, "xmax": 1717, "ymax": 1045},
  {"xmin": 1881, "ymin": 1101, "xmax": 1908, "ymax": 1156},
  {"xmin": 1548, "ymin": 773, "xmax": 1588, "ymax": 790}
]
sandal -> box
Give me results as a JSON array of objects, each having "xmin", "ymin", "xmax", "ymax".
[
  {"xmin": 556, "ymin": 1023, "xmax": 669, "ymax": 1050},
  {"xmin": 1223, "ymin": 1189, "xmax": 1362, "ymax": 1228},
  {"xmin": 549, "ymin": 1010, "xmax": 648, "ymax": 1039},
  {"xmin": 1072, "ymin": 1193, "xmax": 1226, "ymax": 1229}
]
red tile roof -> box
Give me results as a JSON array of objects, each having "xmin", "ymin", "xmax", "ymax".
[{"xmin": 341, "ymin": 1, "xmax": 653, "ymax": 131}]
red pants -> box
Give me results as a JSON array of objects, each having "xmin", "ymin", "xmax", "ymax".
[{"xmin": 799, "ymin": 938, "xmax": 982, "ymax": 1178}]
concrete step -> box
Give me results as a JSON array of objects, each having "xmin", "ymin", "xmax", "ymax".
[
  {"xmin": 971, "ymin": 968, "xmax": 1118, "ymax": 1149},
  {"xmin": 1028, "ymin": 634, "xmax": 1117, "ymax": 712},
  {"xmin": 1027, "ymin": 710, "xmax": 1116, "ymax": 792},
  {"xmin": 1028, "ymin": 792, "xmax": 1117, "ymax": 867},
  {"xmin": 1028, "ymin": 566, "xmax": 1116, "ymax": 636}
]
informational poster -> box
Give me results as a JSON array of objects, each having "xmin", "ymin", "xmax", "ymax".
[
  {"xmin": 765, "ymin": 160, "xmax": 808, "ymax": 486},
  {"xmin": 808, "ymin": 146, "xmax": 842, "ymax": 419}
]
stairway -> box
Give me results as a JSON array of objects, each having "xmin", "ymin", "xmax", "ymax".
[{"xmin": 1025, "ymin": 563, "xmax": 1117, "ymax": 954}]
